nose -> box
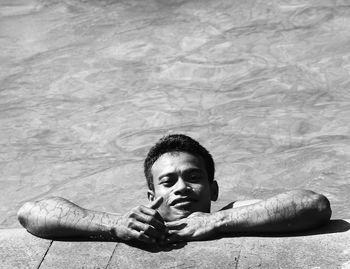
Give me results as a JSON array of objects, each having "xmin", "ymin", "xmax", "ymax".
[{"xmin": 174, "ymin": 177, "xmax": 189, "ymax": 195}]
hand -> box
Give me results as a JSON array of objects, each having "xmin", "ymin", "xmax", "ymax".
[
  {"xmin": 164, "ymin": 212, "xmax": 217, "ymax": 244},
  {"xmin": 112, "ymin": 196, "xmax": 167, "ymax": 244}
]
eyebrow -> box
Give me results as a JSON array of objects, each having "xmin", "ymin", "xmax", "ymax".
[{"xmin": 157, "ymin": 168, "xmax": 203, "ymax": 181}]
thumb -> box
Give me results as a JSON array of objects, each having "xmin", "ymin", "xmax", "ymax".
[{"xmin": 149, "ymin": 196, "xmax": 163, "ymax": 209}]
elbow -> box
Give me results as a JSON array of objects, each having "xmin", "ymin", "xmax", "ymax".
[
  {"xmin": 314, "ymin": 193, "xmax": 332, "ymax": 225},
  {"xmin": 17, "ymin": 197, "xmax": 77, "ymax": 239},
  {"xmin": 300, "ymin": 190, "xmax": 332, "ymax": 227},
  {"xmin": 17, "ymin": 197, "xmax": 62, "ymax": 236},
  {"xmin": 17, "ymin": 201, "xmax": 35, "ymax": 229}
]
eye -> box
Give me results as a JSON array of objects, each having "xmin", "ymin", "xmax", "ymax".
[
  {"xmin": 159, "ymin": 176, "xmax": 175, "ymax": 187},
  {"xmin": 188, "ymin": 173, "xmax": 201, "ymax": 182}
]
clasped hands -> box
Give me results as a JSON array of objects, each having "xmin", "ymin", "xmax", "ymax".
[{"xmin": 112, "ymin": 197, "xmax": 216, "ymax": 245}]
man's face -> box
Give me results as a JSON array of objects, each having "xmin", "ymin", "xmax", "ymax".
[{"xmin": 149, "ymin": 151, "xmax": 216, "ymax": 222}]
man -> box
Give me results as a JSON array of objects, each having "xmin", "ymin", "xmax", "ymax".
[{"xmin": 17, "ymin": 134, "xmax": 331, "ymax": 245}]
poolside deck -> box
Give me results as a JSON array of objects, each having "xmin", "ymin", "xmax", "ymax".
[{"xmin": 1, "ymin": 220, "xmax": 350, "ymax": 268}]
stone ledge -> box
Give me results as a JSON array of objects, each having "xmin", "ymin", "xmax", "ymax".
[{"xmin": 1, "ymin": 220, "xmax": 350, "ymax": 268}]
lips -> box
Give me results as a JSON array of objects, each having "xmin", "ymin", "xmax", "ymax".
[{"xmin": 170, "ymin": 197, "xmax": 195, "ymax": 206}]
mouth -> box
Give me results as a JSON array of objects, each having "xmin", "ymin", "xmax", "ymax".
[{"xmin": 170, "ymin": 197, "xmax": 195, "ymax": 208}]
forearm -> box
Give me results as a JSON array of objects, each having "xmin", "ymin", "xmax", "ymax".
[
  {"xmin": 214, "ymin": 190, "xmax": 331, "ymax": 234},
  {"xmin": 17, "ymin": 197, "xmax": 118, "ymax": 240}
]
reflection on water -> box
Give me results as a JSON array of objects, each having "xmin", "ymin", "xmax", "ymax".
[{"xmin": 0, "ymin": 0, "xmax": 349, "ymax": 228}]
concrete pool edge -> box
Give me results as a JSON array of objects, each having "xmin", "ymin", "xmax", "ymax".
[{"xmin": 1, "ymin": 220, "xmax": 350, "ymax": 268}]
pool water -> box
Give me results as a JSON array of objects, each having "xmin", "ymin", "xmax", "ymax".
[{"xmin": 1, "ymin": 0, "xmax": 349, "ymax": 228}]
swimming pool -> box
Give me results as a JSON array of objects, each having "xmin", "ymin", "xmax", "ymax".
[{"xmin": 1, "ymin": 0, "xmax": 349, "ymax": 228}]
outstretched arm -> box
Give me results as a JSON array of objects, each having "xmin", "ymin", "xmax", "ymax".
[
  {"xmin": 17, "ymin": 196, "xmax": 166, "ymax": 244},
  {"xmin": 165, "ymin": 190, "xmax": 332, "ymax": 243}
]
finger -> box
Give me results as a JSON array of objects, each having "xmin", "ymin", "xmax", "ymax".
[
  {"xmin": 144, "ymin": 226, "xmax": 164, "ymax": 240},
  {"xmin": 139, "ymin": 206, "xmax": 165, "ymax": 224},
  {"xmin": 134, "ymin": 211, "xmax": 166, "ymax": 232},
  {"xmin": 164, "ymin": 233, "xmax": 183, "ymax": 244},
  {"xmin": 124, "ymin": 229, "xmax": 153, "ymax": 244},
  {"xmin": 136, "ymin": 231, "xmax": 156, "ymax": 244},
  {"xmin": 130, "ymin": 220, "xmax": 164, "ymax": 240},
  {"xmin": 149, "ymin": 196, "xmax": 163, "ymax": 210},
  {"xmin": 165, "ymin": 220, "xmax": 180, "ymax": 227},
  {"xmin": 166, "ymin": 222, "xmax": 187, "ymax": 231},
  {"xmin": 139, "ymin": 206, "xmax": 163, "ymax": 221}
]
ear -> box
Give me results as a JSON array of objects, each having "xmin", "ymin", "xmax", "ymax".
[
  {"xmin": 210, "ymin": 181, "xmax": 219, "ymax": 201},
  {"xmin": 147, "ymin": 190, "xmax": 155, "ymax": 202}
]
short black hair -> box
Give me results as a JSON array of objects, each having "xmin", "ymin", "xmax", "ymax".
[{"xmin": 144, "ymin": 134, "xmax": 215, "ymax": 191}]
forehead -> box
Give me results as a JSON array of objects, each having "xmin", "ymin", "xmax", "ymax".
[{"xmin": 151, "ymin": 152, "xmax": 206, "ymax": 177}]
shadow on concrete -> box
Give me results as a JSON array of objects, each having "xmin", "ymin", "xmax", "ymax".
[
  {"xmin": 49, "ymin": 235, "xmax": 188, "ymax": 252},
  {"xmin": 215, "ymin": 219, "xmax": 350, "ymax": 239},
  {"xmin": 292, "ymin": 219, "xmax": 350, "ymax": 236},
  {"xmin": 124, "ymin": 240, "xmax": 188, "ymax": 253}
]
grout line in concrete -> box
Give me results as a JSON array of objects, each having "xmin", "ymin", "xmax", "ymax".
[
  {"xmin": 234, "ymin": 238, "xmax": 244, "ymax": 269},
  {"xmin": 104, "ymin": 243, "xmax": 118, "ymax": 269},
  {"xmin": 37, "ymin": 240, "xmax": 53, "ymax": 269}
]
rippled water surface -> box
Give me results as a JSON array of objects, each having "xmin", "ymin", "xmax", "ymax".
[{"xmin": 1, "ymin": 0, "xmax": 349, "ymax": 228}]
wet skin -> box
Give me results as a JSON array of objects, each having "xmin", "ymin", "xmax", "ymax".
[
  {"xmin": 148, "ymin": 151, "xmax": 217, "ymax": 222},
  {"xmin": 16, "ymin": 152, "xmax": 331, "ymax": 244}
]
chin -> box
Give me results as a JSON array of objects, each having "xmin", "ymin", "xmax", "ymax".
[{"xmin": 165, "ymin": 209, "xmax": 193, "ymax": 222}]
